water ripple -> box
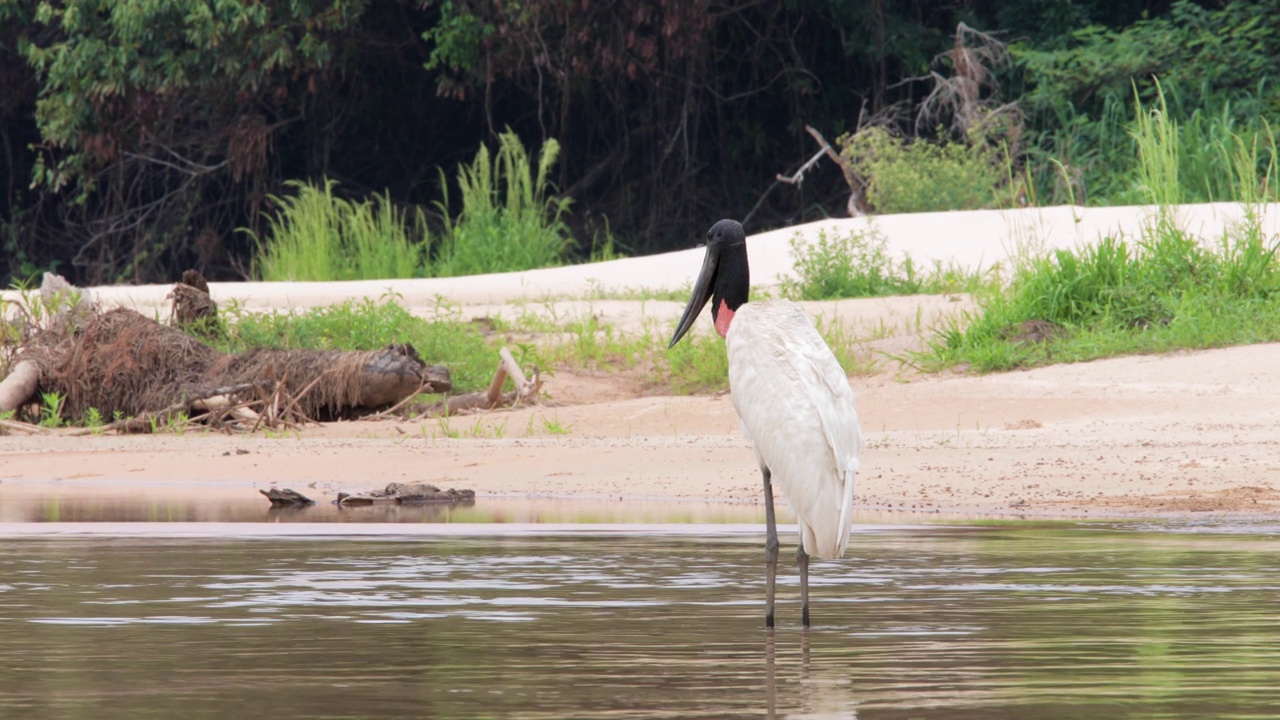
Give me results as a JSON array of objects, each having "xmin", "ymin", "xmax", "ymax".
[{"xmin": 0, "ymin": 526, "xmax": 1277, "ymax": 720}]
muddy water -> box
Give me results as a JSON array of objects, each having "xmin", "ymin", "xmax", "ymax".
[
  {"xmin": 1, "ymin": 524, "xmax": 1278, "ymax": 719},
  {"xmin": 0, "ymin": 493, "xmax": 777, "ymax": 524}
]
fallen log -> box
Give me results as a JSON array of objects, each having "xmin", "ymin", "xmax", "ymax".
[
  {"xmin": 260, "ymin": 488, "xmax": 316, "ymax": 506},
  {"xmin": 1, "ymin": 274, "xmax": 452, "ymax": 431},
  {"xmin": 0, "ymin": 417, "xmax": 51, "ymax": 435},
  {"xmin": 336, "ymin": 482, "xmax": 476, "ymax": 506},
  {"xmin": 0, "ymin": 360, "xmax": 39, "ymax": 415}
]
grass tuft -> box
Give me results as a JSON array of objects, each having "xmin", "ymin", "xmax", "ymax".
[
  {"xmin": 781, "ymin": 227, "xmax": 989, "ymax": 301},
  {"xmin": 434, "ymin": 130, "xmax": 573, "ymax": 277},
  {"xmin": 250, "ymin": 179, "xmax": 425, "ymax": 282},
  {"xmin": 912, "ymin": 213, "xmax": 1280, "ymax": 373}
]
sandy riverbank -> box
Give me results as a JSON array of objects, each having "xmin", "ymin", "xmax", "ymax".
[{"xmin": 3, "ymin": 203, "xmax": 1280, "ymax": 520}]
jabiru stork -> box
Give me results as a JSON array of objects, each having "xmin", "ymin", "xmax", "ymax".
[{"xmin": 669, "ymin": 219, "xmax": 862, "ymax": 628}]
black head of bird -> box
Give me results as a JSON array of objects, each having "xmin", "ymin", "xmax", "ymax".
[{"xmin": 668, "ymin": 219, "xmax": 750, "ymax": 349}]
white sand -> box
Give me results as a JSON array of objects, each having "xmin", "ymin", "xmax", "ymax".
[{"xmin": 4, "ymin": 202, "xmax": 1280, "ymax": 519}]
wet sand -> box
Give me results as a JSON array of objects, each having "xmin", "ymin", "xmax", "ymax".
[{"xmin": 4, "ymin": 203, "xmax": 1280, "ymax": 520}]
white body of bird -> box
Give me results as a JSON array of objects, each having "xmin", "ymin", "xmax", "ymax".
[{"xmin": 725, "ymin": 300, "xmax": 862, "ymax": 560}]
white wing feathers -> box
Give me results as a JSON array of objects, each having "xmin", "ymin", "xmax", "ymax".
[
  {"xmin": 726, "ymin": 301, "xmax": 862, "ymax": 560},
  {"xmin": 803, "ymin": 348, "xmax": 861, "ymax": 558}
]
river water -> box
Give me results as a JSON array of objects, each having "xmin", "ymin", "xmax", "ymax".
[{"xmin": 0, "ymin": 501, "xmax": 1278, "ymax": 719}]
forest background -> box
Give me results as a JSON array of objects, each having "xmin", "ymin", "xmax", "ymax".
[{"xmin": 2, "ymin": 0, "xmax": 1278, "ymax": 288}]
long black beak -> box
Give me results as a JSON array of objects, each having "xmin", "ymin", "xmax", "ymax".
[{"xmin": 668, "ymin": 245, "xmax": 718, "ymax": 349}]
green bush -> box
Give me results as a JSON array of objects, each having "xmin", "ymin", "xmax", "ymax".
[
  {"xmin": 250, "ymin": 180, "xmax": 425, "ymax": 282},
  {"xmin": 840, "ymin": 126, "xmax": 1011, "ymax": 214},
  {"xmin": 434, "ymin": 130, "xmax": 573, "ymax": 276},
  {"xmin": 781, "ymin": 227, "xmax": 985, "ymax": 301},
  {"xmin": 782, "ymin": 227, "xmax": 922, "ymax": 300}
]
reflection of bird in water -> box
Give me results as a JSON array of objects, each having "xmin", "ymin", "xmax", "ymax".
[
  {"xmin": 766, "ymin": 634, "xmax": 779, "ymax": 717},
  {"xmin": 765, "ymin": 631, "xmax": 858, "ymax": 719},
  {"xmin": 670, "ymin": 219, "xmax": 862, "ymax": 629}
]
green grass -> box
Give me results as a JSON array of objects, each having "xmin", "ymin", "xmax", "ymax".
[
  {"xmin": 250, "ymin": 179, "xmax": 425, "ymax": 282},
  {"xmin": 248, "ymin": 132, "xmax": 576, "ymax": 282},
  {"xmin": 910, "ymin": 90, "xmax": 1280, "ymax": 374},
  {"xmin": 188, "ymin": 294, "xmax": 752, "ymax": 399},
  {"xmin": 508, "ymin": 299, "xmax": 880, "ymax": 394},
  {"xmin": 433, "ymin": 130, "xmax": 573, "ymax": 277},
  {"xmin": 781, "ymin": 226, "xmax": 991, "ymax": 301},
  {"xmin": 912, "ymin": 211, "xmax": 1280, "ymax": 372},
  {"xmin": 210, "ymin": 297, "xmax": 497, "ymax": 394}
]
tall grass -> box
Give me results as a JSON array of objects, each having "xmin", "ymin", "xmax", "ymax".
[
  {"xmin": 249, "ymin": 133, "xmax": 578, "ymax": 282},
  {"xmin": 250, "ymin": 180, "xmax": 426, "ymax": 281},
  {"xmin": 434, "ymin": 130, "xmax": 573, "ymax": 277},
  {"xmin": 913, "ymin": 115, "xmax": 1280, "ymax": 373},
  {"xmin": 1130, "ymin": 82, "xmax": 1182, "ymax": 207},
  {"xmin": 1028, "ymin": 80, "xmax": 1280, "ymax": 207}
]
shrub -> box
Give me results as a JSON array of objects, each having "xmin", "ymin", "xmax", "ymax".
[
  {"xmin": 840, "ymin": 126, "xmax": 1011, "ymax": 214},
  {"xmin": 781, "ymin": 227, "xmax": 984, "ymax": 301},
  {"xmin": 782, "ymin": 228, "xmax": 922, "ymax": 300}
]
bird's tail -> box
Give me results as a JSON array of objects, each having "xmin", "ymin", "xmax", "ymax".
[
  {"xmin": 800, "ymin": 459, "xmax": 859, "ymax": 560},
  {"xmin": 829, "ymin": 459, "xmax": 859, "ymax": 559}
]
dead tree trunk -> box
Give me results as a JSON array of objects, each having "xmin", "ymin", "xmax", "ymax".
[
  {"xmin": 1, "ymin": 275, "xmax": 452, "ymax": 430},
  {"xmin": 0, "ymin": 360, "xmax": 39, "ymax": 415}
]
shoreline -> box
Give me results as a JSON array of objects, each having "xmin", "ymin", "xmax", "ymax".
[{"xmin": 4, "ymin": 204, "xmax": 1280, "ymax": 524}]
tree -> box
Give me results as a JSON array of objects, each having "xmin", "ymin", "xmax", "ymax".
[{"xmin": 20, "ymin": 0, "xmax": 366, "ymax": 283}]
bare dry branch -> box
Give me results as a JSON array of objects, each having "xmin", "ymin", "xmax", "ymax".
[
  {"xmin": 0, "ymin": 418, "xmax": 53, "ymax": 435},
  {"xmin": 403, "ymin": 347, "xmax": 543, "ymax": 418}
]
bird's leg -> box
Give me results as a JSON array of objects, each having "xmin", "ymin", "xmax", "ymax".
[
  {"xmin": 762, "ymin": 466, "xmax": 779, "ymax": 629},
  {"xmin": 765, "ymin": 632, "xmax": 778, "ymax": 718},
  {"xmin": 797, "ymin": 544, "xmax": 810, "ymax": 628}
]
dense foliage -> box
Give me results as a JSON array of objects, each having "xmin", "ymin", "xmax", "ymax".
[{"xmin": 2, "ymin": 0, "xmax": 1277, "ymax": 286}]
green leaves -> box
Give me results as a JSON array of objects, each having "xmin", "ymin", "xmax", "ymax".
[
  {"xmin": 23, "ymin": 0, "xmax": 365, "ymax": 186},
  {"xmin": 1014, "ymin": 0, "xmax": 1280, "ymax": 206},
  {"xmin": 423, "ymin": 1, "xmax": 491, "ymax": 74}
]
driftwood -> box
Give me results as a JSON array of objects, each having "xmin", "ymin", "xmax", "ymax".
[
  {"xmin": 67, "ymin": 381, "xmax": 271, "ymax": 436},
  {"xmin": 169, "ymin": 269, "xmax": 219, "ymax": 331},
  {"xmin": 775, "ymin": 125, "xmax": 871, "ymax": 218},
  {"xmin": 0, "ymin": 360, "xmax": 39, "ymax": 415},
  {"xmin": 0, "ymin": 417, "xmax": 52, "ymax": 435},
  {"xmin": 429, "ymin": 347, "xmax": 541, "ymax": 416},
  {"xmin": 0, "ymin": 273, "xmax": 451, "ymax": 432},
  {"xmin": 336, "ymin": 482, "xmax": 476, "ymax": 506},
  {"xmin": 260, "ymin": 488, "xmax": 316, "ymax": 506},
  {"xmin": 368, "ymin": 346, "xmax": 541, "ymax": 420}
]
